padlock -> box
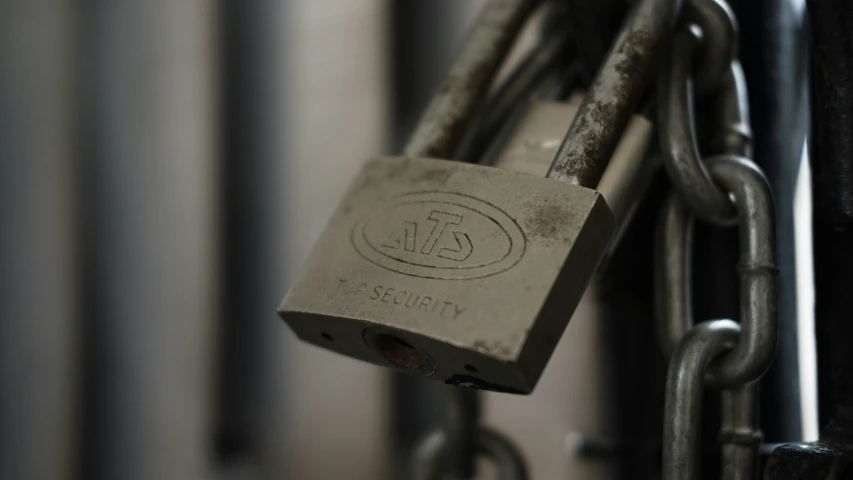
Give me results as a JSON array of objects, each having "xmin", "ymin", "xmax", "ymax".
[
  {"xmin": 279, "ymin": 0, "xmax": 661, "ymax": 393},
  {"xmin": 280, "ymin": 155, "xmax": 613, "ymax": 393}
]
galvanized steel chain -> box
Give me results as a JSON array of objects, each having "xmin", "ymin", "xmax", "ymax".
[{"xmin": 656, "ymin": 1, "xmax": 778, "ymax": 479}]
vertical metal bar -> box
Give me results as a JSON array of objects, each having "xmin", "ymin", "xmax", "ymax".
[
  {"xmin": 806, "ymin": 0, "xmax": 853, "ymax": 446},
  {"xmin": 79, "ymin": 1, "xmax": 218, "ymax": 478},
  {"xmin": 0, "ymin": 2, "xmax": 78, "ymax": 479},
  {"xmin": 733, "ymin": 0, "xmax": 808, "ymax": 443},
  {"xmin": 215, "ymin": 1, "xmax": 291, "ymax": 478}
]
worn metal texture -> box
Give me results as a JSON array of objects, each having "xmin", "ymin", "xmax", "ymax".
[
  {"xmin": 488, "ymin": 99, "xmax": 655, "ymax": 252},
  {"xmin": 403, "ymin": 0, "xmax": 541, "ymax": 159},
  {"xmin": 662, "ymin": 320, "xmax": 740, "ymax": 480},
  {"xmin": 763, "ymin": 443, "xmax": 851, "ymax": 479},
  {"xmin": 280, "ymin": 156, "xmax": 614, "ymax": 394},
  {"xmin": 547, "ymin": 0, "xmax": 680, "ymax": 188}
]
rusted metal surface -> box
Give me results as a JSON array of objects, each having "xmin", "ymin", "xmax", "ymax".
[
  {"xmin": 403, "ymin": 0, "xmax": 541, "ymax": 159},
  {"xmin": 547, "ymin": 0, "xmax": 681, "ymax": 188}
]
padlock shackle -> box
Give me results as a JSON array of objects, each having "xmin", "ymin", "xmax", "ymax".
[
  {"xmin": 403, "ymin": 0, "xmax": 542, "ymax": 159},
  {"xmin": 547, "ymin": 0, "xmax": 682, "ymax": 188}
]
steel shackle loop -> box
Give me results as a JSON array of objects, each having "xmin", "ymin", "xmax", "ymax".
[
  {"xmin": 411, "ymin": 426, "xmax": 529, "ymax": 480},
  {"xmin": 662, "ymin": 319, "xmax": 740, "ymax": 480},
  {"xmin": 547, "ymin": 0, "xmax": 684, "ymax": 188},
  {"xmin": 403, "ymin": 0, "xmax": 542, "ymax": 159}
]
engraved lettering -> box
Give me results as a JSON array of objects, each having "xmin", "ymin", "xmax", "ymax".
[
  {"xmin": 370, "ymin": 286, "xmax": 382, "ymax": 300},
  {"xmin": 382, "ymin": 221, "xmax": 417, "ymax": 252},
  {"xmin": 405, "ymin": 293, "xmax": 420, "ymax": 307},
  {"xmin": 353, "ymin": 192, "xmax": 526, "ymax": 280},
  {"xmin": 438, "ymin": 231, "xmax": 472, "ymax": 261},
  {"xmin": 394, "ymin": 290, "xmax": 407, "ymax": 304},
  {"xmin": 429, "ymin": 299, "xmax": 440, "ymax": 313},
  {"xmin": 333, "ymin": 279, "xmax": 466, "ymax": 320},
  {"xmin": 421, "ymin": 211, "xmax": 462, "ymax": 255}
]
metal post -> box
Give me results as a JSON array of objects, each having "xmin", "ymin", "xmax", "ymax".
[
  {"xmin": 79, "ymin": 1, "xmax": 218, "ymax": 478},
  {"xmin": 215, "ymin": 1, "xmax": 291, "ymax": 478},
  {"xmin": 0, "ymin": 2, "xmax": 78, "ymax": 479}
]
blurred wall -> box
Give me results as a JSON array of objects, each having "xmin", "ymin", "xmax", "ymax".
[
  {"xmin": 0, "ymin": 2, "xmax": 617, "ymax": 480},
  {"xmin": 79, "ymin": 1, "xmax": 218, "ymax": 479},
  {"xmin": 0, "ymin": 2, "xmax": 78, "ymax": 479},
  {"xmin": 281, "ymin": 1, "xmax": 390, "ymax": 479}
]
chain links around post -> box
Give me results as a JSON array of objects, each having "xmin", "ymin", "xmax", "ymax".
[
  {"xmin": 411, "ymin": 423, "xmax": 528, "ymax": 480},
  {"xmin": 657, "ymin": 1, "xmax": 777, "ymax": 479},
  {"xmin": 658, "ymin": 0, "xmax": 745, "ymax": 226}
]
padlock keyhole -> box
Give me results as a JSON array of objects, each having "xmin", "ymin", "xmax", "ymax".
[{"xmin": 373, "ymin": 334, "xmax": 423, "ymax": 370}]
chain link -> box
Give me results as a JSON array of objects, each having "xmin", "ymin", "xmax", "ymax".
[
  {"xmin": 658, "ymin": 4, "xmax": 744, "ymax": 225},
  {"xmin": 410, "ymin": 387, "xmax": 528, "ymax": 480},
  {"xmin": 657, "ymin": 1, "xmax": 777, "ymax": 479}
]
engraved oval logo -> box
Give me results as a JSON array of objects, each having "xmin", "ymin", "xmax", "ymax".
[{"xmin": 352, "ymin": 192, "xmax": 526, "ymax": 279}]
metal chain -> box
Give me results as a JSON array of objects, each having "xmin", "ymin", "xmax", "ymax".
[
  {"xmin": 657, "ymin": 1, "xmax": 778, "ymax": 479},
  {"xmin": 410, "ymin": 387, "xmax": 528, "ymax": 480}
]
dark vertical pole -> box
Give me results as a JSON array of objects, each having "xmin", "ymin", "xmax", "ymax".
[
  {"xmin": 215, "ymin": 0, "xmax": 290, "ymax": 478},
  {"xmin": 0, "ymin": 2, "xmax": 78, "ymax": 479},
  {"xmin": 79, "ymin": 1, "xmax": 218, "ymax": 478},
  {"xmin": 807, "ymin": 0, "xmax": 853, "ymax": 446},
  {"xmin": 732, "ymin": 0, "xmax": 808, "ymax": 443},
  {"xmin": 387, "ymin": 1, "xmax": 479, "ymax": 477}
]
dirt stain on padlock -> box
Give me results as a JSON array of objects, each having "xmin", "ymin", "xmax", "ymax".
[{"xmin": 524, "ymin": 204, "xmax": 569, "ymax": 239}]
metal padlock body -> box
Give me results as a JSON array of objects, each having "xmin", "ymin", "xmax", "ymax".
[{"xmin": 280, "ymin": 156, "xmax": 614, "ymax": 394}]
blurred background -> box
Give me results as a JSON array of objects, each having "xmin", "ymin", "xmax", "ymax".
[{"xmin": 0, "ymin": 0, "xmax": 812, "ymax": 479}]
